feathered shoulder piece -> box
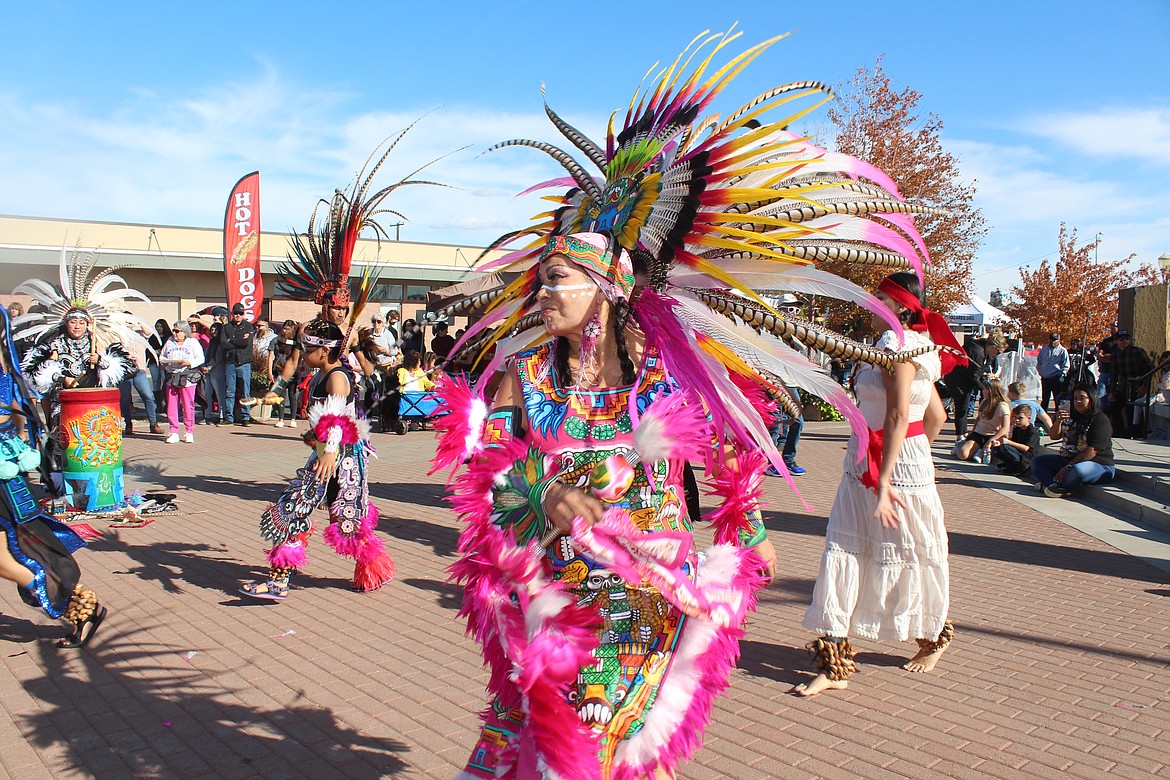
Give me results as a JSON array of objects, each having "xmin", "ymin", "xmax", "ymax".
[
  {"xmin": 275, "ymin": 119, "xmax": 453, "ymax": 330},
  {"xmin": 13, "ymin": 238, "xmax": 155, "ymax": 357}
]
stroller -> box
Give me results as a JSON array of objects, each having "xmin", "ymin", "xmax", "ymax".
[
  {"xmin": 378, "ymin": 371, "xmax": 441, "ymax": 435},
  {"xmin": 392, "ymin": 391, "xmax": 441, "ymax": 435}
]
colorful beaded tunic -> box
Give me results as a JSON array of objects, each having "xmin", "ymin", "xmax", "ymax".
[{"xmin": 457, "ymin": 341, "xmax": 761, "ymax": 779}]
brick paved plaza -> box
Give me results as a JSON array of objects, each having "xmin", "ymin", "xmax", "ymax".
[{"xmin": 0, "ymin": 420, "xmax": 1166, "ymax": 779}]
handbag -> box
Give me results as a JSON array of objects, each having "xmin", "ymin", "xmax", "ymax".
[{"xmin": 166, "ymin": 367, "xmax": 200, "ymax": 388}]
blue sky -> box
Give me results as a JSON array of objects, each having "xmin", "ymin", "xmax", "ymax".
[{"xmin": 1, "ymin": 1, "xmax": 1167, "ymax": 301}]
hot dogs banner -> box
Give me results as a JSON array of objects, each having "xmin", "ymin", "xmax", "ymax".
[{"xmin": 223, "ymin": 171, "xmax": 263, "ymax": 322}]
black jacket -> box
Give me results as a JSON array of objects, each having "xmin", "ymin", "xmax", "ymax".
[{"xmin": 220, "ymin": 321, "xmax": 255, "ymax": 365}]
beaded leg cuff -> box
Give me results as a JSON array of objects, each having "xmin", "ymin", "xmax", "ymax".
[
  {"xmin": 808, "ymin": 636, "xmax": 857, "ymax": 681},
  {"xmin": 268, "ymin": 566, "xmax": 292, "ymax": 584},
  {"xmin": 63, "ymin": 585, "xmax": 99, "ymax": 625},
  {"xmin": 916, "ymin": 620, "xmax": 955, "ymax": 653}
]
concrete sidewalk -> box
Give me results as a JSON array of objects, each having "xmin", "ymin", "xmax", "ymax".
[{"xmin": 0, "ymin": 419, "xmax": 1165, "ymax": 779}]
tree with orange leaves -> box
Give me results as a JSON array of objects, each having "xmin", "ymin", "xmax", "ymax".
[
  {"xmin": 816, "ymin": 59, "xmax": 986, "ymax": 333},
  {"xmin": 1005, "ymin": 224, "xmax": 1136, "ymax": 343}
]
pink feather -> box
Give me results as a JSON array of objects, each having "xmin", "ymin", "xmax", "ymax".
[
  {"xmin": 266, "ymin": 541, "xmax": 307, "ymax": 569},
  {"xmin": 705, "ymin": 450, "xmax": 768, "ymax": 546},
  {"xmin": 632, "ymin": 389, "xmax": 712, "ymax": 466},
  {"xmin": 430, "ymin": 372, "xmax": 488, "ymax": 479}
]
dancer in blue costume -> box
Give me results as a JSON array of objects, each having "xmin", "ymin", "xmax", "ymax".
[{"xmin": 0, "ymin": 306, "xmax": 105, "ymax": 648}]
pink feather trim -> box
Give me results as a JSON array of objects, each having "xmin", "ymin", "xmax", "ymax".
[
  {"xmin": 705, "ymin": 450, "xmax": 768, "ymax": 546},
  {"xmin": 323, "ymin": 505, "xmax": 379, "ymax": 559},
  {"xmin": 353, "ymin": 538, "xmax": 396, "ymax": 591},
  {"xmin": 430, "ymin": 372, "xmax": 488, "ymax": 479},
  {"xmin": 313, "ymin": 413, "xmax": 361, "ymax": 446},
  {"xmin": 632, "ymin": 390, "xmax": 712, "ymax": 467},
  {"xmin": 447, "ymin": 434, "xmax": 603, "ymax": 777},
  {"xmin": 612, "ymin": 546, "xmax": 767, "ymax": 778},
  {"xmin": 515, "ymin": 582, "xmax": 601, "ymax": 780},
  {"xmin": 266, "ymin": 541, "xmax": 307, "ymax": 569},
  {"xmin": 447, "ymin": 436, "xmax": 536, "ymax": 710}
]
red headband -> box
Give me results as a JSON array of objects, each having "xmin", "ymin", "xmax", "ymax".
[{"xmin": 877, "ymin": 278, "xmax": 968, "ymax": 375}]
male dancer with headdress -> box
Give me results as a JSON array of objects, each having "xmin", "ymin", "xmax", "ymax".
[{"xmin": 242, "ymin": 129, "xmax": 442, "ymax": 597}]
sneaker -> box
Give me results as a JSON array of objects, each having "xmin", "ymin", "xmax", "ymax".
[
  {"xmin": 240, "ymin": 420, "xmax": 251, "ymax": 427},
  {"xmin": 785, "ymin": 462, "xmax": 807, "ymax": 476},
  {"xmin": 763, "ymin": 467, "xmax": 781, "ymax": 477},
  {"xmin": 165, "ymin": 433, "xmax": 180, "ymax": 444},
  {"xmin": 1034, "ymin": 482, "xmax": 1044, "ymax": 492},
  {"xmin": 1044, "ymin": 485, "xmax": 1069, "ymax": 498},
  {"xmin": 275, "ymin": 420, "xmax": 285, "ymax": 428},
  {"xmin": 287, "ymin": 420, "xmax": 297, "ymax": 429},
  {"xmin": 218, "ymin": 420, "xmax": 233, "ymax": 427},
  {"xmin": 182, "ymin": 433, "xmax": 195, "ymax": 444},
  {"xmin": 980, "ymin": 448, "xmax": 992, "ymax": 465}
]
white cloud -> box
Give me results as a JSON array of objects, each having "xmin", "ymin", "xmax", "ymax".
[
  {"xmin": 946, "ymin": 129, "xmax": 1168, "ymax": 299},
  {"xmin": 0, "ymin": 66, "xmax": 609, "ymax": 248},
  {"xmin": 1023, "ymin": 106, "xmax": 1170, "ymax": 167},
  {"xmin": 949, "ymin": 137, "xmax": 1160, "ymax": 227}
]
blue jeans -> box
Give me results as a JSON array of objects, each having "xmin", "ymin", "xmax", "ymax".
[
  {"xmin": 1032, "ymin": 453, "xmax": 1115, "ymax": 491},
  {"xmin": 205, "ymin": 365, "xmax": 227, "ymax": 423},
  {"xmin": 224, "ymin": 362, "xmax": 252, "ymax": 423},
  {"xmin": 768, "ymin": 413, "xmax": 804, "ymax": 465},
  {"xmin": 992, "ymin": 442, "xmax": 1028, "ymax": 473},
  {"xmin": 119, "ymin": 368, "xmax": 157, "ymax": 424}
]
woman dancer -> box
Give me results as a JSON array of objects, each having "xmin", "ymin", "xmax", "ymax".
[
  {"xmin": 431, "ymin": 28, "xmax": 950, "ymax": 775},
  {"xmin": 0, "ymin": 307, "xmax": 106, "ymax": 647},
  {"xmin": 439, "ymin": 233, "xmax": 777, "ymax": 779},
  {"xmin": 240, "ymin": 320, "xmax": 393, "ymax": 599},
  {"xmin": 797, "ymin": 272, "xmax": 961, "ymax": 696}
]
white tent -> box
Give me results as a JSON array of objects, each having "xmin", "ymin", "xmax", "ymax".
[{"xmin": 945, "ymin": 293, "xmax": 1014, "ymax": 330}]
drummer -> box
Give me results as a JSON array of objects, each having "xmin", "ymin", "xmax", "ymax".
[{"xmin": 20, "ymin": 306, "xmax": 137, "ymax": 487}]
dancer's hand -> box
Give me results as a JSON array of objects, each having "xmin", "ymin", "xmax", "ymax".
[
  {"xmin": 754, "ymin": 538, "xmax": 777, "ymax": 585},
  {"xmin": 542, "ymin": 481, "xmax": 604, "ymax": 535},
  {"xmin": 313, "ymin": 451, "xmax": 338, "ymax": 481},
  {"xmin": 874, "ymin": 485, "xmax": 906, "ymax": 530}
]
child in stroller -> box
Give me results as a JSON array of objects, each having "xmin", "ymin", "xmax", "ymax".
[{"xmin": 382, "ymin": 350, "xmax": 439, "ymax": 435}]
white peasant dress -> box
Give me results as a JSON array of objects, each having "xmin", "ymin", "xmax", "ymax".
[{"xmin": 803, "ymin": 329, "xmax": 948, "ymax": 642}]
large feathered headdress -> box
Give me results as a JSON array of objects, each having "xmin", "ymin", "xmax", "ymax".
[
  {"xmin": 436, "ymin": 29, "xmax": 946, "ymax": 466},
  {"xmin": 13, "ymin": 239, "xmax": 155, "ymax": 355},
  {"xmin": 275, "ymin": 121, "xmax": 451, "ymax": 329}
]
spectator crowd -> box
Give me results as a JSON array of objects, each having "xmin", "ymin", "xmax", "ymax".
[{"xmin": 6, "ymin": 300, "xmax": 460, "ymax": 444}]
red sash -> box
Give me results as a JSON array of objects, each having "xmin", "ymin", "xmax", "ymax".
[{"xmin": 861, "ymin": 420, "xmax": 926, "ymax": 490}]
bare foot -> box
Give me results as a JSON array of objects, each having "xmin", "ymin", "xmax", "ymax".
[
  {"xmin": 903, "ymin": 645, "xmax": 947, "ymax": 673},
  {"xmin": 791, "ymin": 673, "xmax": 849, "ymax": 697}
]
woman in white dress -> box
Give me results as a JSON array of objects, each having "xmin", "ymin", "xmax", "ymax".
[{"xmin": 797, "ymin": 272, "xmax": 965, "ymax": 697}]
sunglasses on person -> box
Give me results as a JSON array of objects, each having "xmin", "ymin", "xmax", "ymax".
[{"xmin": 172, "ymin": 328, "xmax": 183, "ymax": 333}]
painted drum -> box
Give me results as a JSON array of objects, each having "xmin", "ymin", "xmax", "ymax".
[{"xmin": 59, "ymin": 387, "xmax": 124, "ymax": 511}]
